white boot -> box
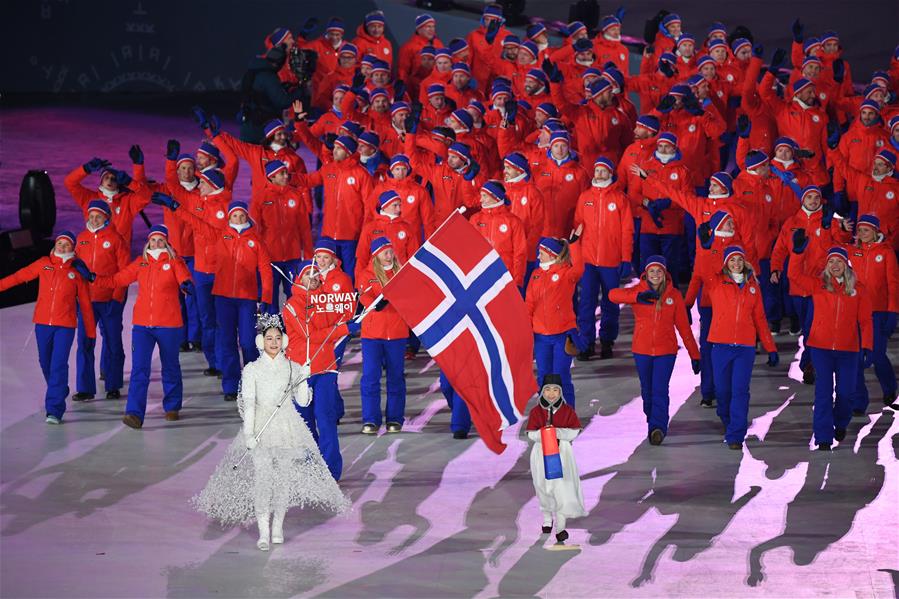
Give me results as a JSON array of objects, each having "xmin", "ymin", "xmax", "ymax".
[
  {"xmin": 271, "ymin": 511, "xmax": 285, "ymax": 544},
  {"xmin": 257, "ymin": 512, "xmax": 271, "ymax": 551}
]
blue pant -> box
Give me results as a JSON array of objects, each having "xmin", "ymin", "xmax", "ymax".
[
  {"xmin": 180, "ymin": 257, "xmax": 201, "ymax": 344},
  {"xmin": 698, "ymin": 305, "xmax": 715, "ymax": 399},
  {"xmin": 809, "ymin": 348, "xmax": 857, "ymax": 444},
  {"xmin": 439, "ymin": 371, "xmax": 454, "ymax": 409},
  {"xmin": 710, "ymin": 344, "xmax": 755, "ymax": 444},
  {"xmin": 639, "ymin": 233, "xmax": 682, "ymax": 282},
  {"xmin": 791, "ymin": 295, "xmax": 811, "ymax": 369},
  {"xmin": 683, "ymin": 213, "xmax": 696, "ymax": 279},
  {"xmin": 757, "ymin": 258, "xmax": 776, "ymax": 323},
  {"xmin": 439, "ymin": 371, "xmax": 471, "ymax": 433},
  {"xmin": 35, "ymin": 324, "xmax": 76, "ymax": 419},
  {"xmin": 296, "ymin": 372, "xmax": 342, "ymax": 480},
  {"xmin": 871, "ymin": 312, "xmax": 897, "ymax": 398},
  {"xmin": 214, "ymin": 296, "xmax": 258, "ymax": 394},
  {"xmin": 127, "ymin": 325, "xmax": 183, "ymax": 421},
  {"xmin": 577, "ymin": 264, "xmax": 622, "ymax": 344},
  {"xmin": 534, "ymin": 333, "xmax": 575, "ymax": 406},
  {"xmin": 271, "ymin": 258, "xmax": 300, "ymax": 308},
  {"xmin": 523, "ymin": 260, "xmax": 538, "ymax": 289},
  {"xmin": 360, "ymin": 338, "xmax": 407, "ymax": 426},
  {"xmin": 76, "ymin": 300, "xmax": 125, "ymax": 393},
  {"xmin": 193, "ymin": 270, "xmax": 218, "ymax": 369},
  {"xmin": 634, "ymin": 353, "xmax": 677, "ymax": 435},
  {"xmin": 335, "ymin": 239, "xmax": 357, "ymax": 285}
]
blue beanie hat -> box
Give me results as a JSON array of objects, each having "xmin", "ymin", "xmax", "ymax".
[
  {"xmin": 325, "ymin": 17, "xmax": 344, "ymax": 33},
  {"xmin": 643, "ymin": 254, "xmax": 667, "ymax": 271},
  {"xmin": 297, "ymin": 260, "xmax": 317, "ymax": 280},
  {"xmin": 600, "ymin": 16, "xmax": 621, "ymax": 33},
  {"xmin": 269, "ymin": 27, "xmax": 291, "ymax": 47},
  {"xmin": 334, "ymin": 136, "xmax": 358, "ymax": 154},
  {"xmin": 536, "ymin": 102, "xmax": 559, "ymax": 118},
  {"xmin": 390, "ymin": 101, "xmax": 411, "ymax": 116},
  {"xmin": 264, "ymin": 160, "xmax": 287, "ymax": 178},
  {"xmin": 55, "ymin": 230, "xmax": 77, "ymax": 244},
  {"xmin": 448, "ymin": 142, "xmax": 472, "ymax": 163},
  {"xmin": 593, "ymin": 156, "xmax": 615, "ymax": 172},
  {"xmin": 566, "ymin": 21, "xmax": 587, "ymax": 37},
  {"xmin": 389, "ymin": 154, "xmax": 411, "ymax": 171},
  {"xmin": 676, "ymin": 33, "xmax": 695, "ymax": 49},
  {"xmin": 340, "ymin": 120, "xmax": 363, "ymax": 138},
  {"xmin": 87, "ymin": 199, "xmax": 111, "ymax": 216},
  {"xmin": 263, "ymin": 119, "xmax": 286, "ymax": 139},
  {"xmin": 549, "ymin": 130, "xmax": 571, "ymax": 146},
  {"xmin": 377, "ymin": 190, "xmax": 401, "ymax": 210},
  {"xmin": 731, "ymin": 38, "xmax": 751, "ymax": 54},
  {"xmin": 452, "ymin": 62, "xmax": 471, "ymax": 76},
  {"xmin": 573, "ymin": 38, "xmax": 593, "ymax": 53},
  {"xmin": 502, "ymin": 34, "xmax": 520, "ymax": 47},
  {"xmin": 314, "ymin": 237, "xmax": 338, "ymax": 256},
  {"xmin": 197, "ymin": 141, "xmax": 222, "ymax": 163},
  {"xmin": 449, "ymin": 109, "xmax": 474, "ymax": 131},
  {"xmin": 364, "ymin": 11, "xmax": 386, "ymax": 26},
  {"xmin": 792, "ymin": 78, "xmax": 814, "ymax": 95},
  {"xmin": 774, "ymin": 137, "xmax": 799, "ymax": 153},
  {"xmin": 708, "ymin": 210, "xmax": 732, "ymax": 234},
  {"xmin": 175, "ymin": 153, "xmax": 196, "ymax": 167},
  {"xmin": 709, "ymin": 172, "xmax": 733, "ymax": 195},
  {"xmin": 370, "ymin": 236, "xmax": 393, "ymax": 256},
  {"xmin": 339, "ymin": 42, "xmax": 358, "ymax": 57},
  {"xmin": 526, "ymin": 23, "xmax": 547, "ymax": 40},
  {"xmin": 657, "ymin": 131, "xmax": 678, "ymax": 147},
  {"xmin": 148, "ymin": 224, "xmax": 169, "ymax": 239},
  {"xmin": 636, "ymin": 114, "xmax": 660, "ymax": 133},
  {"xmin": 503, "ymin": 152, "xmax": 530, "ymax": 175},
  {"xmin": 449, "ymin": 38, "xmax": 469, "ymax": 55},
  {"xmin": 467, "ymin": 99, "xmax": 486, "ymax": 115},
  {"xmin": 707, "ymin": 22, "xmax": 727, "ymax": 37},
  {"xmin": 227, "ymin": 200, "xmax": 249, "ymax": 216},
  {"xmin": 661, "ymin": 13, "xmax": 681, "ymax": 28},
  {"xmin": 538, "ymin": 237, "xmax": 564, "ymax": 258},
  {"xmin": 825, "ymin": 246, "xmax": 849, "ymax": 265},
  {"xmin": 722, "ymin": 245, "xmax": 746, "ymax": 265},
  {"xmin": 415, "ymin": 14, "xmax": 436, "ymax": 30},
  {"xmin": 358, "ymin": 130, "xmax": 380, "ymax": 148},
  {"xmin": 519, "ymin": 40, "xmax": 539, "ymax": 59},
  {"xmin": 857, "ymin": 214, "xmax": 881, "ymax": 231},
  {"xmin": 198, "ymin": 169, "xmax": 225, "ymax": 190},
  {"xmin": 481, "ymin": 180, "xmax": 507, "ymax": 204},
  {"xmin": 744, "ymin": 150, "xmax": 769, "ymax": 170},
  {"xmin": 587, "ymin": 78, "xmax": 611, "ymax": 98},
  {"xmin": 426, "ymin": 83, "xmax": 446, "ymax": 97},
  {"xmin": 526, "ymin": 69, "xmax": 549, "ymax": 88},
  {"xmin": 483, "ymin": 4, "xmax": 503, "ymax": 18}
]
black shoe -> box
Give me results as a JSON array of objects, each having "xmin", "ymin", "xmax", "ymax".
[
  {"xmin": 542, "ymin": 525, "xmax": 552, "ymax": 534},
  {"xmin": 224, "ymin": 393, "xmax": 237, "ymax": 402},
  {"xmin": 769, "ymin": 320, "xmax": 782, "ymax": 335},
  {"xmin": 834, "ymin": 428, "xmax": 847, "ymax": 441},
  {"xmin": 700, "ymin": 397, "xmax": 715, "ymax": 408},
  {"xmin": 883, "ymin": 393, "xmax": 897, "ymax": 406},
  {"xmin": 576, "ymin": 344, "xmax": 595, "ymax": 362},
  {"xmin": 99, "ymin": 372, "xmax": 106, "ymax": 381},
  {"xmin": 453, "ymin": 430, "xmax": 469, "ymax": 439},
  {"xmin": 802, "ymin": 365, "xmax": 815, "ymax": 385},
  {"xmin": 106, "ymin": 390, "xmax": 121, "ymax": 400},
  {"xmin": 817, "ymin": 443, "xmax": 832, "ymax": 451},
  {"xmin": 192, "ymin": 341, "xmax": 203, "ymax": 352},
  {"xmin": 179, "ymin": 342, "xmax": 193, "ymax": 353},
  {"xmin": 852, "ymin": 409, "xmax": 865, "ymax": 417},
  {"xmin": 598, "ymin": 340, "xmax": 613, "ymax": 360},
  {"xmin": 203, "ymin": 368, "xmax": 222, "ymax": 377},
  {"xmin": 728, "ymin": 442, "xmax": 742, "ymax": 450},
  {"xmin": 555, "ymin": 530, "xmax": 569, "ymax": 543},
  {"xmin": 649, "ymin": 429, "xmax": 664, "ymax": 446},
  {"xmin": 72, "ymin": 392, "xmax": 94, "ymax": 402},
  {"xmin": 789, "ymin": 317, "xmax": 801, "ymax": 335}
]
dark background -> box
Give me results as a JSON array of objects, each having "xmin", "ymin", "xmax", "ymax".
[{"xmin": 2, "ymin": 0, "xmax": 896, "ymax": 98}]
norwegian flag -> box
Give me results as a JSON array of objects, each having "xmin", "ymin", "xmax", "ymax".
[{"xmin": 381, "ymin": 211, "xmax": 537, "ymax": 453}]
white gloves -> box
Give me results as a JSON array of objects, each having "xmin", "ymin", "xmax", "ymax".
[
  {"xmin": 245, "ymin": 434, "xmax": 258, "ymax": 450},
  {"xmin": 555, "ymin": 428, "xmax": 579, "ymax": 441}
]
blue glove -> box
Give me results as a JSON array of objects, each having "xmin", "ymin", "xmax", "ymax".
[
  {"xmin": 151, "ymin": 191, "xmax": 180, "ymax": 211},
  {"xmin": 71, "ymin": 259, "xmax": 96, "ymax": 282},
  {"xmin": 769, "ymin": 48, "xmax": 787, "ymax": 73},
  {"xmin": 346, "ymin": 320, "xmax": 361, "ymax": 336},
  {"xmin": 820, "ymin": 203, "xmax": 835, "ymax": 230},
  {"xmin": 832, "ymin": 59, "xmax": 845, "ymax": 84},
  {"xmin": 299, "ymin": 17, "xmax": 318, "ymax": 38},
  {"xmin": 114, "ymin": 169, "xmax": 132, "ymax": 187},
  {"xmin": 351, "ymin": 70, "xmax": 366, "ymax": 91},
  {"xmin": 83, "ymin": 157, "xmax": 111, "ymax": 174},
  {"xmin": 323, "ymin": 133, "xmax": 338, "ymax": 150},
  {"xmin": 258, "ymin": 302, "xmax": 277, "ymax": 315},
  {"xmin": 485, "ymin": 18, "xmax": 501, "ymax": 44},
  {"xmin": 619, "ymin": 262, "xmax": 632, "ymax": 279},
  {"xmin": 884, "ymin": 313, "xmax": 898, "ymax": 338},
  {"xmin": 767, "ymin": 352, "xmax": 780, "ymax": 367},
  {"xmin": 737, "ymin": 114, "xmax": 751, "ymax": 139},
  {"xmin": 463, "ymin": 160, "xmax": 480, "ymax": 182},
  {"xmin": 191, "ymin": 105, "xmax": 208, "ymax": 129},
  {"xmin": 862, "ymin": 348, "xmax": 874, "ymax": 368},
  {"xmin": 180, "ymin": 281, "xmax": 194, "ymax": 295},
  {"xmin": 791, "ymin": 18, "xmax": 804, "ymax": 43},
  {"xmin": 541, "ymin": 58, "xmax": 561, "ymax": 83},
  {"xmin": 393, "ymin": 80, "xmax": 406, "ymax": 102},
  {"xmin": 698, "ymin": 222, "xmax": 714, "ymax": 250},
  {"xmin": 826, "ymin": 122, "xmax": 841, "ymax": 150},
  {"xmin": 504, "ymin": 98, "xmax": 518, "ymax": 124},
  {"xmin": 206, "ymin": 114, "xmax": 221, "ymax": 138},
  {"xmin": 614, "ymin": 6, "xmax": 626, "ymax": 21},
  {"xmin": 752, "ymin": 43, "xmax": 764, "ymax": 58},
  {"xmin": 166, "ymin": 139, "xmax": 180, "ymax": 161},
  {"xmin": 374, "ymin": 298, "xmax": 390, "ymax": 312},
  {"xmin": 831, "ymin": 191, "xmax": 848, "ymax": 216},
  {"xmin": 659, "ymin": 61, "xmax": 676, "ymax": 78},
  {"xmin": 691, "ymin": 359, "xmax": 701, "ymax": 375},
  {"xmin": 636, "ymin": 290, "xmax": 660, "ymax": 304},
  {"xmin": 791, "ymin": 228, "xmax": 808, "ymax": 253},
  {"xmin": 683, "ymin": 94, "xmax": 704, "ymax": 116},
  {"xmin": 657, "ymin": 95, "xmax": 676, "ymax": 113},
  {"xmin": 129, "ymin": 144, "xmax": 144, "ymax": 165}
]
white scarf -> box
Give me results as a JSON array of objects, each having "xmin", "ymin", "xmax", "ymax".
[
  {"xmin": 773, "ymin": 158, "xmax": 794, "ymax": 168},
  {"xmin": 872, "ymin": 171, "xmax": 891, "ymax": 182},
  {"xmin": 539, "ymin": 260, "xmax": 554, "ymax": 270},
  {"xmin": 505, "ymin": 171, "xmax": 528, "ymax": 184},
  {"xmin": 575, "ymin": 56, "xmax": 594, "ymax": 67},
  {"xmin": 380, "ymin": 210, "xmax": 399, "ymax": 220},
  {"xmin": 592, "ymin": 178, "xmax": 613, "ymax": 188},
  {"xmin": 603, "ymin": 32, "xmax": 621, "ymax": 42},
  {"xmin": 180, "ymin": 179, "xmax": 199, "ymax": 191},
  {"xmin": 147, "ymin": 248, "xmax": 166, "ymax": 260},
  {"xmin": 318, "ymin": 263, "xmax": 335, "ymax": 277},
  {"xmin": 99, "ymin": 187, "xmax": 116, "ymax": 200},
  {"xmin": 381, "ymin": 261, "xmax": 394, "ymax": 270},
  {"xmin": 86, "ymin": 221, "xmax": 106, "ymax": 233},
  {"xmin": 715, "ymin": 229, "xmax": 735, "ymax": 238},
  {"xmin": 730, "ymin": 272, "xmax": 745, "ymax": 283},
  {"xmin": 801, "ymin": 205, "xmax": 820, "ymax": 216},
  {"xmin": 792, "ymin": 96, "xmax": 812, "ymax": 110},
  {"xmin": 230, "ymin": 222, "xmax": 251, "ymax": 234},
  {"xmin": 54, "ymin": 251, "xmax": 75, "ymax": 262},
  {"xmin": 655, "ymin": 151, "xmax": 675, "ymax": 164},
  {"xmin": 205, "ymin": 187, "xmax": 224, "ymax": 197},
  {"xmin": 835, "ymin": 275, "xmax": 845, "ymax": 284},
  {"xmin": 481, "ymin": 200, "xmax": 503, "ymax": 210},
  {"xmin": 708, "ymin": 192, "xmax": 729, "ymax": 200},
  {"xmin": 269, "ymin": 142, "xmax": 285, "ymax": 153},
  {"xmin": 360, "ymin": 153, "xmax": 374, "ymax": 164}
]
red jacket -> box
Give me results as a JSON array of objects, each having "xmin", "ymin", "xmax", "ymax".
[
  {"xmin": 701, "ymin": 271, "xmax": 777, "ymax": 352},
  {"xmin": 685, "ymin": 232, "xmax": 754, "ymax": 309},
  {"xmin": 63, "ymin": 166, "xmax": 151, "ymax": 249},
  {"xmin": 295, "ymin": 160, "xmax": 373, "ymax": 241},
  {"xmin": 573, "ymin": 182, "xmax": 634, "ymax": 266},
  {"xmin": 213, "ymin": 131, "xmax": 306, "ymax": 211},
  {"xmin": 283, "ymin": 287, "xmax": 350, "ymax": 373},
  {"xmin": 166, "ymin": 164, "xmax": 233, "ymax": 273},
  {"xmin": 770, "ymin": 208, "xmax": 851, "ymax": 276},
  {"xmin": 740, "ymin": 58, "xmax": 778, "ymax": 157},
  {"xmin": 98, "ymin": 252, "xmax": 191, "ymax": 327},
  {"xmin": 550, "ymin": 86, "xmax": 632, "ymax": 166},
  {"xmin": 179, "ymin": 212, "xmax": 273, "ymax": 302},
  {"xmin": 609, "ymin": 276, "xmax": 700, "ymax": 358},
  {"xmin": 732, "ymin": 172, "xmax": 779, "ymax": 259},
  {"xmin": 134, "ymin": 163, "xmax": 195, "ymax": 257},
  {"xmin": 505, "ymin": 177, "xmax": 547, "ymax": 259},
  {"xmin": 0, "ymin": 253, "xmax": 95, "ymax": 334},
  {"xmin": 75, "ymin": 225, "xmax": 129, "ymax": 303},
  {"xmin": 254, "ymin": 182, "xmax": 313, "ymax": 262},
  {"xmin": 788, "ymin": 251, "xmax": 874, "ymax": 351},
  {"xmin": 352, "ymin": 24, "xmax": 394, "ymax": 67},
  {"xmin": 656, "ymin": 106, "xmax": 726, "ymax": 185},
  {"xmin": 526, "ymin": 241, "xmax": 584, "ymax": 334},
  {"xmin": 829, "ymin": 149, "xmax": 899, "ymax": 246},
  {"xmin": 532, "ymin": 152, "xmax": 590, "ymax": 238},
  {"xmin": 630, "ymin": 156, "xmax": 690, "ymax": 235},
  {"xmin": 847, "ymin": 238, "xmax": 899, "ymax": 313},
  {"xmin": 470, "ymin": 204, "xmax": 529, "ymax": 287},
  {"xmin": 398, "ymin": 33, "xmax": 443, "ymax": 86},
  {"xmin": 357, "ymin": 267, "xmax": 409, "ymax": 340},
  {"xmin": 405, "ymin": 134, "xmax": 481, "ymax": 223},
  {"xmin": 355, "ymin": 214, "xmax": 420, "ymax": 282},
  {"xmin": 832, "ymin": 120, "xmax": 890, "ymax": 193},
  {"xmin": 466, "ymin": 24, "xmax": 511, "ymax": 88}
]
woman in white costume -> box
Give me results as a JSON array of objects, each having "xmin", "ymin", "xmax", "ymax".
[{"xmin": 193, "ymin": 314, "xmax": 350, "ymax": 550}]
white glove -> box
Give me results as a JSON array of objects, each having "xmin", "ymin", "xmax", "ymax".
[
  {"xmin": 555, "ymin": 428, "xmax": 579, "ymax": 441},
  {"xmin": 526, "ymin": 430, "xmax": 542, "ymax": 442},
  {"xmin": 245, "ymin": 434, "xmax": 258, "ymax": 450}
]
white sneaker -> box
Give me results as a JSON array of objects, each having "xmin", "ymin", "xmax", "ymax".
[
  {"xmin": 272, "ymin": 513, "xmax": 285, "ymax": 544},
  {"xmin": 45, "ymin": 415, "xmax": 62, "ymax": 425},
  {"xmin": 256, "ymin": 538, "xmax": 270, "ymax": 551}
]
